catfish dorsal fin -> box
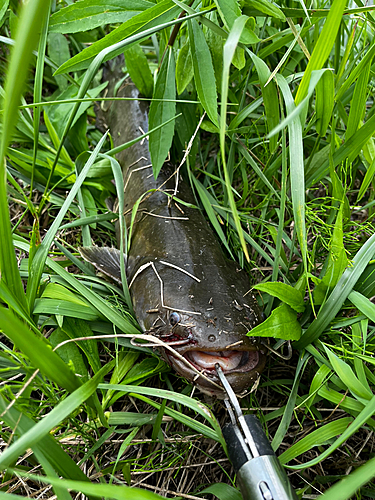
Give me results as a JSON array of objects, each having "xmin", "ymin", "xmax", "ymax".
[{"xmin": 79, "ymin": 246, "xmax": 126, "ymax": 284}]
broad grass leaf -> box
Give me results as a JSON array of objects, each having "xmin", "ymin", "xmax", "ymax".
[
  {"xmin": 0, "ymin": 396, "xmax": 93, "ymax": 489},
  {"xmin": 198, "ymin": 483, "xmax": 242, "ymax": 500},
  {"xmin": 279, "ymin": 417, "xmax": 353, "ymax": 465},
  {"xmin": 0, "ymin": 279, "xmax": 35, "ymax": 330},
  {"xmin": 206, "ymin": 12, "xmax": 223, "ymax": 89},
  {"xmin": 315, "ymin": 69, "xmax": 334, "ymax": 136},
  {"xmin": 33, "ymin": 298, "xmax": 100, "ymax": 321},
  {"xmin": 354, "ymin": 357, "xmax": 372, "ymax": 396},
  {"xmin": 3, "ymin": 473, "xmax": 163, "ymax": 500},
  {"xmin": 0, "ymin": 369, "xmax": 106, "ymax": 470},
  {"xmin": 323, "ymin": 346, "xmax": 373, "ymax": 401},
  {"xmin": 358, "ymin": 156, "xmax": 375, "ymax": 202},
  {"xmin": 294, "ymin": 232, "xmax": 375, "ymax": 349},
  {"xmin": 249, "ymin": 303, "xmax": 301, "ymax": 340},
  {"xmin": 242, "ymin": 0, "xmax": 285, "ymax": 20},
  {"xmin": 176, "ymin": 42, "xmax": 193, "ymax": 95},
  {"xmin": 188, "ymin": 19, "xmax": 218, "ymax": 126},
  {"xmin": 47, "ymin": 33, "xmax": 70, "ymax": 92},
  {"xmin": 175, "ymin": 98, "xmax": 199, "ymax": 162},
  {"xmin": 49, "ymin": 328, "xmax": 88, "ymax": 379},
  {"xmin": 214, "ymin": 0, "xmax": 259, "ymax": 44},
  {"xmin": 270, "ymin": 69, "xmax": 328, "ymax": 139},
  {"xmin": 254, "ymin": 282, "xmax": 305, "ymax": 312},
  {"xmin": 0, "ymin": 0, "xmax": 9, "ymax": 23},
  {"xmin": 275, "ymin": 75, "xmax": 307, "ymax": 276},
  {"xmin": 354, "ymin": 263, "xmax": 375, "ymax": 298},
  {"xmin": 55, "ymin": 0, "xmax": 180, "ymax": 74},
  {"xmin": 108, "ymin": 412, "xmax": 159, "ymax": 425},
  {"xmin": 62, "ymin": 317, "xmax": 101, "ymax": 374},
  {"xmin": 106, "ymin": 114, "xmax": 180, "ymax": 158},
  {"xmin": 346, "ymin": 60, "xmax": 371, "ymax": 140},
  {"xmin": 287, "ymin": 395, "xmax": 375, "ymax": 470},
  {"xmin": 0, "ymin": 305, "xmax": 81, "ymax": 392},
  {"xmin": 49, "ymin": 0, "xmax": 154, "ymax": 33},
  {"xmin": 99, "ymin": 383, "xmax": 224, "ymax": 445},
  {"xmin": 349, "ymin": 290, "xmax": 375, "ymax": 324},
  {"xmin": 125, "ymin": 43, "xmax": 154, "ymax": 98},
  {"xmin": 81, "ymin": 186, "xmax": 96, "ymax": 229},
  {"xmin": 248, "ymin": 51, "xmax": 279, "ymax": 152},
  {"xmin": 318, "ymin": 385, "xmax": 367, "ymax": 415},
  {"xmin": 32, "ymin": 449, "xmax": 72, "ymax": 500},
  {"xmin": 149, "ymin": 47, "xmax": 176, "ymax": 178},
  {"xmin": 295, "ymin": 0, "xmax": 347, "ymax": 105},
  {"xmin": 40, "ymin": 282, "xmax": 90, "ymax": 305}
]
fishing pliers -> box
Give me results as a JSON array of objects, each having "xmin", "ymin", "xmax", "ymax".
[{"xmin": 215, "ymin": 364, "xmax": 298, "ymax": 500}]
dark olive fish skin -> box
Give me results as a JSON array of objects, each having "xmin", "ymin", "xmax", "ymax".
[{"xmin": 84, "ymin": 70, "xmax": 267, "ymax": 396}]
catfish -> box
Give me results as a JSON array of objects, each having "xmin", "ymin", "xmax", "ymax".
[{"xmin": 81, "ymin": 71, "xmax": 267, "ymax": 397}]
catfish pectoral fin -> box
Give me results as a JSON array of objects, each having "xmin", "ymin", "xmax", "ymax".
[{"xmin": 79, "ymin": 246, "xmax": 126, "ymax": 284}]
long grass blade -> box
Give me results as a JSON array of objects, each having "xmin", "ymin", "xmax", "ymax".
[
  {"xmin": 295, "ymin": 232, "xmax": 375, "ymax": 349},
  {"xmin": 0, "ymin": 368, "xmax": 106, "ymax": 470},
  {"xmin": 0, "ymin": 395, "xmax": 94, "ymax": 486},
  {"xmin": 220, "ymin": 15, "xmax": 250, "ymax": 262},
  {"xmin": 286, "ymin": 394, "xmax": 375, "ymax": 470},
  {"xmin": 0, "ymin": 0, "xmax": 50, "ymax": 309},
  {"xmin": 27, "ymin": 132, "xmax": 108, "ymax": 310},
  {"xmin": 276, "ymin": 75, "xmax": 307, "ymax": 278},
  {"xmin": 294, "ymin": 0, "xmax": 347, "ymax": 104},
  {"xmin": 0, "ymin": 306, "xmax": 81, "ymax": 392},
  {"xmin": 6, "ymin": 472, "xmax": 163, "ymax": 500},
  {"xmin": 279, "ymin": 417, "xmax": 353, "ymax": 465}
]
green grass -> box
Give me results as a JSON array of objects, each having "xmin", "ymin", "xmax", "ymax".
[{"xmin": 1, "ymin": 0, "xmax": 375, "ymax": 498}]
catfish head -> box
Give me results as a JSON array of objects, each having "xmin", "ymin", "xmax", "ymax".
[{"xmin": 138, "ymin": 304, "xmax": 267, "ymax": 398}]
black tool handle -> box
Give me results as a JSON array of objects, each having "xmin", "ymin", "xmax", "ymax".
[{"xmin": 223, "ymin": 415, "xmax": 298, "ymax": 500}]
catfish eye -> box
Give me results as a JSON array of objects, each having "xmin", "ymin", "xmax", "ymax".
[{"xmin": 169, "ymin": 312, "xmax": 180, "ymax": 326}]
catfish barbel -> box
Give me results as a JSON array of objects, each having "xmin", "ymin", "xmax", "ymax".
[{"xmin": 81, "ymin": 71, "xmax": 267, "ymax": 397}]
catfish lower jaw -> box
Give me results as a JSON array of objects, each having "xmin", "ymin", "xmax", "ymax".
[
  {"xmin": 164, "ymin": 348, "xmax": 267, "ymax": 397},
  {"xmin": 186, "ymin": 350, "xmax": 259, "ymax": 373}
]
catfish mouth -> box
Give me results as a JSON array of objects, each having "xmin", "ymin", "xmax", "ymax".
[
  {"xmin": 164, "ymin": 347, "xmax": 265, "ymax": 396},
  {"xmin": 185, "ymin": 350, "xmax": 260, "ymax": 373}
]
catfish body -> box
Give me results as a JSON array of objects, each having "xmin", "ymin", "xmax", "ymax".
[{"xmin": 83, "ymin": 72, "xmax": 266, "ymax": 396}]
